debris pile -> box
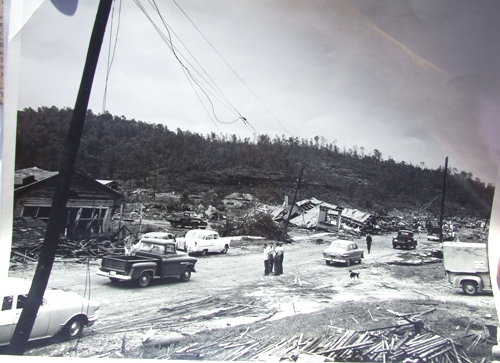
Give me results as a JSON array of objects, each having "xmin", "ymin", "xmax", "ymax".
[
  {"xmin": 216, "ymin": 212, "xmax": 284, "ymax": 240},
  {"xmin": 164, "ymin": 321, "xmax": 476, "ymax": 362},
  {"xmin": 10, "ymin": 238, "xmax": 125, "ymax": 264}
]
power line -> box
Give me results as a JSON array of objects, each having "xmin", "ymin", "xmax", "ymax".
[
  {"xmin": 134, "ymin": 0, "xmax": 256, "ymax": 134},
  {"xmin": 172, "ymin": 0, "xmax": 291, "ymax": 136}
]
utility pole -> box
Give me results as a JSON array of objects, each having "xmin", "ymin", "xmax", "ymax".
[
  {"xmin": 281, "ymin": 162, "xmax": 306, "ymax": 242},
  {"xmin": 7, "ymin": 0, "xmax": 113, "ymax": 354},
  {"xmin": 439, "ymin": 157, "xmax": 448, "ymax": 243}
]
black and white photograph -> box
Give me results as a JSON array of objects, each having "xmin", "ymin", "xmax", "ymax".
[{"xmin": 2, "ymin": 0, "xmax": 500, "ymax": 361}]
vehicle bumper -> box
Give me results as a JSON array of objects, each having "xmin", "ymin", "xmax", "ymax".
[
  {"xmin": 322, "ymin": 256, "xmax": 348, "ymax": 263},
  {"xmin": 87, "ymin": 315, "xmax": 98, "ymax": 327},
  {"xmin": 97, "ymin": 271, "xmax": 132, "ymax": 281}
]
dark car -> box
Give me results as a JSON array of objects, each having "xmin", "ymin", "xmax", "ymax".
[{"xmin": 392, "ymin": 230, "xmax": 417, "ymax": 249}]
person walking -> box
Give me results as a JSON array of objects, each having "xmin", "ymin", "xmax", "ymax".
[
  {"xmin": 268, "ymin": 243, "xmax": 275, "ymax": 274},
  {"xmin": 366, "ymin": 234, "xmax": 372, "ymax": 254},
  {"xmin": 263, "ymin": 244, "xmax": 270, "ymax": 275}
]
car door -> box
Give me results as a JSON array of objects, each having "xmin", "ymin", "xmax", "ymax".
[
  {"xmin": 0, "ymin": 295, "xmax": 15, "ymax": 345},
  {"xmin": 351, "ymin": 243, "xmax": 362, "ymax": 258},
  {"xmin": 205, "ymin": 234, "xmax": 216, "ymax": 252},
  {"xmin": 15, "ymin": 294, "xmax": 51, "ymax": 340},
  {"xmin": 162, "ymin": 245, "xmax": 183, "ymax": 276}
]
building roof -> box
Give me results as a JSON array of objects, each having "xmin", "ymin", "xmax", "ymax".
[
  {"xmin": 14, "ymin": 167, "xmax": 124, "ymax": 199},
  {"xmin": 14, "ymin": 167, "xmax": 57, "ymax": 187}
]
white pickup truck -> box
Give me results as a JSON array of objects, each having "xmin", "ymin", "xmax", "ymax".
[
  {"xmin": 176, "ymin": 229, "xmax": 230, "ymax": 256},
  {"xmin": 443, "ymin": 242, "xmax": 492, "ymax": 295}
]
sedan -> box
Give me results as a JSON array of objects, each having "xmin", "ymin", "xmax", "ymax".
[
  {"xmin": 0, "ymin": 277, "xmax": 99, "ymax": 346},
  {"xmin": 322, "ymin": 240, "xmax": 364, "ymax": 266}
]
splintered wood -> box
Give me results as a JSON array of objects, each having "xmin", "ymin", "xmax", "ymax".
[{"xmin": 169, "ymin": 322, "xmax": 475, "ymax": 362}]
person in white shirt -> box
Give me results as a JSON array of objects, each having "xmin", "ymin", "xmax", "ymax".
[{"xmin": 263, "ymin": 244, "xmax": 270, "ymax": 275}]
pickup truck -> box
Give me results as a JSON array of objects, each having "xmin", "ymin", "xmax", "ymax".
[
  {"xmin": 392, "ymin": 230, "xmax": 417, "ymax": 249},
  {"xmin": 443, "ymin": 241, "xmax": 491, "ymax": 295},
  {"xmin": 97, "ymin": 239, "xmax": 197, "ymax": 287},
  {"xmin": 166, "ymin": 211, "xmax": 208, "ymax": 229}
]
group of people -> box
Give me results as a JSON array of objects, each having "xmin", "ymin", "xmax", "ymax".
[{"xmin": 263, "ymin": 242, "xmax": 284, "ymax": 275}]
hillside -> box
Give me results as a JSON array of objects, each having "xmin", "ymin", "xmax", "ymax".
[{"xmin": 15, "ymin": 106, "xmax": 494, "ymax": 218}]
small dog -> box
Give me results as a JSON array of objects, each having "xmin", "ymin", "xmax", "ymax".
[{"xmin": 349, "ymin": 270, "xmax": 360, "ymax": 279}]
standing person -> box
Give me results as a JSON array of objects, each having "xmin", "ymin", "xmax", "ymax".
[
  {"xmin": 275, "ymin": 242, "xmax": 284, "ymax": 275},
  {"xmin": 263, "ymin": 244, "xmax": 270, "ymax": 275},
  {"xmin": 268, "ymin": 243, "xmax": 275, "ymax": 274},
  {"xmin": 366, "ymin": 234, "xmax": 372, "ymax": 254}
]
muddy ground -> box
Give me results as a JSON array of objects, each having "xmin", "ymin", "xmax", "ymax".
[{"xmin": 4, "ymin": 229, "xmax": 498, "ymax": 361}]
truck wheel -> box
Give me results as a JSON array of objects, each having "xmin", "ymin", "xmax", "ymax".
[
  {"xmin": 63, "ymin": 316, "xmax": 85, "ymax": 340},
  {"xmin": 137, "ymin": 272, "xmax": 151, "ymax": 288},
  {"xmin": 201, "ymin": 249, "xmax": 208, "ymax": 257},
  {"xmin": 462, "ymin": 281, "xmax": 478, "ymax": 295},
  {"xmin": 221, "ymin": 245, "xmax": 228, "ymax": 254},
  {"xmin": 180, "ymin": 268, "xmax": 191, "ymax": 282}
]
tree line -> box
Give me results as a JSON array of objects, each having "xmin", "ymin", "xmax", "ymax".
[{"xmin": 15, "ymin": 106, "xmax": 494, "ymax": 218}]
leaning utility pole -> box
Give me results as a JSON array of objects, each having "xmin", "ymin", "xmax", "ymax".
[
  {"xmin": 7, "ymin": 0, "xmax": 113, "ymax": 354},
  {"xmin": 281, "ymin": 162, "xmax": 306, "ymax": 242},
  {"xmin": 439, "ymin": 157, "xmax": 448, "ymax": 243}
]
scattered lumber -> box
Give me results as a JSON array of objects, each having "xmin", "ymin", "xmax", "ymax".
[{"xmin": 167, "ymin": 319, "xmax": 475, "ymax": 362}]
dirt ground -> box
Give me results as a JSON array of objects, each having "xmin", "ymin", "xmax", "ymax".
[{"xmin": 4, "ymin": 229, "xmax": 499, "ymax": 361}]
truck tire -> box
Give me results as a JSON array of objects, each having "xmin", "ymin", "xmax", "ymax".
[
  {"xmin": 462, "ymin": 281, "xmax": 478, "ymax": 296},
  {"xmin": 180, "ymin": 268, "xmax": 191, "ymax": 282},
  {"xmin": 137, "ymin": 272, "xmax": 151, "ymax": 288}
]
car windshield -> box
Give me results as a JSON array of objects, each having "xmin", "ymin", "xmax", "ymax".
[{"xmin": 138, "ymin": 242, "xmax": 166, "ymax": 254}]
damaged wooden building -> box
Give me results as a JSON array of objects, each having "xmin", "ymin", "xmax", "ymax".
[{"xmin": 14, "ymin": 167, "xmax": 124, "ymax": 238}]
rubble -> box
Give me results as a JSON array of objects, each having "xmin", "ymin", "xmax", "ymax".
[{"xmin": 163, "ymin": 319, "xmax": 478, "ymax": 362}]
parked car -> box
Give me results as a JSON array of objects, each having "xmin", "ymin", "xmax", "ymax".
[
  {"xmin": 322, "ymin": 240, "xmax": 364, "ymax": 266},
  {"xmin": 128, "ymin": 232, "xmax": 176, "ymax": 255},
  {"xmin": 0, "ymin": 277, "xmax": 99, "ymax": 346},
  {"xmin": 98, "ymin": 239, "xmax": 197, "ymax": 287},
  {"xmin": 166, "ymin": 211, "xmax": 208, "ymax": 229},
  {"xmin": 392, "ymin": 230, "xmax": 417, "ymax": 249},
  {"xmin": 177, "ymin": 229, "xmax": 229, "ymax": 256}
]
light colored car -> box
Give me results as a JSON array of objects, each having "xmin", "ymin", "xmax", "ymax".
[
  {"xmin": 177, "ymin": 229, "xmax": 229, "ymax": 256},
  {"xmin": 128, "ymin": 232, "xmax": 176, "ymax": 255},
  {"xmin": 0, "ymin": 277, "xmax": 99, "ymax": 346},
  {"xmin": 322, "ymin": 239, "xmax": 364, "ymax": 266}
]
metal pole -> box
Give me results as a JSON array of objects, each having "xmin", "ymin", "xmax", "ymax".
[
  {"xmin": 439, "ymin": 157, "xmax": 448, "ymax": 243},
  {"xmin": 7, "ymin": 0, "xmax": 113, "ymax": 354}
]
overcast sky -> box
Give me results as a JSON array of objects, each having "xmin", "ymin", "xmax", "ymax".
[{"xmin": 14, "ymin": 0, "xmax": 500, "ymax": 183}]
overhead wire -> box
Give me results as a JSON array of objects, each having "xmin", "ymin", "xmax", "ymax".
[
  {"xmin": 134, "ymin": 0, "xmax": 255, "ymax": 135},
  {"xmin": 102, "ymin": 0, "xmax": 123, "ymax": 113},
  {"xmin": 134, "ymin": 0, "xmax": 229, "ymax": 132},
  {"xmin": 172, "ymin": 0, "xmax": 291, "ymax": 136}
]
